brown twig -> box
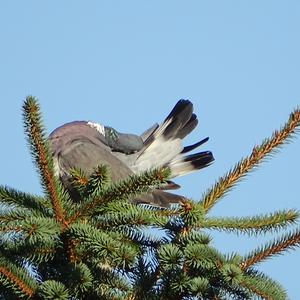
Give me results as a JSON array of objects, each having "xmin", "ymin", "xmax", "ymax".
[
  {"xmin": 23, "ymin": 97, "xmax": 67, "ymax": 229},
  {"xmin": 240, "ymin": 230, "xmax": 300, "ymax": 270},
  {"xmin": 240, "ymin": 280, "xmax": 273, "ymax": 300},
  {"xmin": 67, "ymin": 168, "xmax": 170, "ymax": 224},
  {"xmin": 0, "ymin": 266, "xmax": 34, "ymax": 298},
  {"xmin": 201, "ymin": 108, "xmax": 300, "ymax": 212}
]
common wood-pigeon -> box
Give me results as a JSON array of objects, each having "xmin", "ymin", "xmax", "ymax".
[{"xmin": 49, "ymin": 100, "xmax": 214, "ymax": 207}]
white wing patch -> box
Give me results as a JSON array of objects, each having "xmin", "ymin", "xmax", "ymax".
[
  {"xmin": 132, "ymin": 137, "xmax": 183, "ymax": 173},
  {"xmin": 131, "ymin": 116, "xmax": 184, "ymax": 173},
  {"xmin": 52, "ymin": 157, "xmax": 60, "ymax": 177},
  {"xmin": 87, "ymin": 121, "xmax": 105, "ymax": 136}
]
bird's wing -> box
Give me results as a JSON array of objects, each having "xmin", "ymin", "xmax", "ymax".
[
  {"xmin": 132, "ymin": 190, "xmax": 186, "ymax": 207},
  {"xmin": 140, "ymin": 123, "xmax": 159, "ymax": 142},
  {"xmin": 51, "ymin": 130, "xmax": 182, "ymax": 207},
  {"xmin": 130, "ymin": 100, "xmax": 214, "ymax": 177},
  {"xmin": 56, "ymin": 137, "xmax": 133, "ymax": 181},
  {"xmin": 49, "ymin": 122, "xmax": 133, "ymax": 182},
  {"xmin": 48, "ymin": 101, "xmax": 214, "ymax": 208}
]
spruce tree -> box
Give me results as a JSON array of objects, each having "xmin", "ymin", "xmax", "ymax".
[{"xmin": 0, "ymin": 96, "xmax": 299, "ymax": 299}]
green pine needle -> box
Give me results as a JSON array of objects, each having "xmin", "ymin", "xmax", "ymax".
[
  {"xmin": 200, "ymin": 107, "xmax": 300, "ymax": 212},
  {"xmin": 22, "ymin": 96, "xmax": 68, "ymax": 228},
  {"xmin": 0, "ymin": 97, "xmax": 299, "ymax": 299},
  {"xmin": 241, "ymin": 228, "xmax": 300, "ymax": 269},
  {"xmin": 240, "ymin": 270, "xmax": 287, "ymax": 300},
  {"xmin": 69, "ymin": 167, "xmax": 171, "ymax": 222},
  {"xmin": 0, "ymin": 185, "xmax": 51, "ymax": 217},
  {"xmin": 37, "ymin": 280, "xmax": 69, "ymax": 300},
  {"xmin": 200, "ymin": 209, "xmax": 299, "ymax": 235},
  {"xmin": 0, "ymin": 256, "xmax": 37, "ymax": 298}
]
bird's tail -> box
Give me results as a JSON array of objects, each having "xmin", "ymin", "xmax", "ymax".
[{"xmin": 132, "ymin": 99, "xmax": 214, "ymax": 178}]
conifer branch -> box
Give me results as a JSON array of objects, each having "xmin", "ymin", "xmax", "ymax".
[
  {"xmin": 0, "ymin": 208, "xmax": 32, "ymax": 224},
  {"xmin": 37, "ymin": 280, "xmax": 69, "ymax": 299},
  {"xmin": 84, "ymin": 165, "xmax": 110, "ymax": 197},
  {"xmin": 180, "ymin": 200, "xmax": 205, "ymax": 230},
  {"xmin": 69, "ymin": 165, "xmax": 110, "ymax": 199},
  {"xmin": 118, "ymin": 226, "xmax": 168, "ymax": 248},
  {"xmin": 0, "ymin": 266, "xmax": 34, "ymax": 298},
  {"xmin": 67, "ymin": 223, "xmax": 139, "ymax": 269},
  {"xmin": 0, "ymin": 258, "xmax": 37, "ymax": 298},
  {"xmin": 0, "ymin": 185, "xmax": 51, "ymax": 216},
  {"xmin": 94, "ymin": 201, "xmax": 169, "ymax": 228},
  {"xmin": 69, "ymin": 168, "xmax": 89, "ymax": 190},
  {"xmin": 240, "ymin": 229, "xmax": 300, "ymax": 270},
  {"xmin": 240, "ymin": 271, "xmax": 287, "ymax": 300},
  {"xmin": 22, "ymin": 96, "xmax": 67, "ymax": 228},
  {"xmin": 183, "ymin": 243, "xmax": 224, "ymax": 270},
  {"xmin": 1, "ymin": 216, "xmax": 60, "ymax": 239},
  {"xmin": 200, "ymin": 210, "xmax": 299, "ymax": 234},
  {"xmin": 240, "ymin": 279, "xmax": 273, "ymax": 300},
  {"xmin": 0, "ymin": 210, "xmax": 33, "ymax": 234},
  {"xmin": 1, "ymin": 236, "xmax": 57, "ymax": 265},
  {"xmin": 200, "ymin": 108, "xmax": 300, "ymax": 211},
  {"xmin": 67, "ymin": 168, "xmax": 170, "ymax": 224},
  {"xmin": 93, "ymin": 274, "xmax": 132, "ymax": 299},
  {"xmin": 1, "ymin": 97, "xmax": 299, "ymax": 298}
]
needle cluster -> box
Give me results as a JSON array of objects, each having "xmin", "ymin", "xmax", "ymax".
[{"xmin": 0, "ymin": 96, "xmax": 299, "ymax": 299}]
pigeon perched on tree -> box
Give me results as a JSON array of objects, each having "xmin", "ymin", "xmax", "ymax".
[{"xmin": 49, "ymin": 100, "xmax": 214, "ymax": 207}]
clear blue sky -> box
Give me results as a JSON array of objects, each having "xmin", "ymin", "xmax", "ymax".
[{"xmin": 1, "ymin": 1, "xmax": 299, "ymax": 298}]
